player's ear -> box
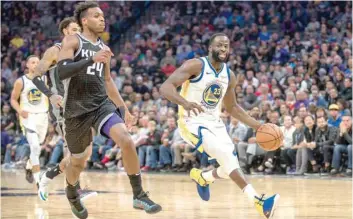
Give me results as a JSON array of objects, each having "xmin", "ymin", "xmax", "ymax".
[{"xmin": 81, "ymin": 17, "xmax": 87, "ymax": 27}]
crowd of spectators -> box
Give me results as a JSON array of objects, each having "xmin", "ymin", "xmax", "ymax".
[{"xmin": 1, "ymin": 1, "xmax": 352, "ymax": 177}]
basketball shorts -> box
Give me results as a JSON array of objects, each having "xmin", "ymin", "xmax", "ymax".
[
  {"xmin": 178, "ymin": 118, "xmax": 240, "ymax": 175},
  {"xmin": 64, "ymin": 101, "xmax": 124, "ymax": 155},
  {"xmin": 20, "ymin": 112, "xmax": 49, "ymax": 144}
]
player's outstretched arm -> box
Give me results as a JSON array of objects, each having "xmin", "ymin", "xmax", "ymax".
[
  {"xmin": 223, "ymin": 70, "xmax": 261, "ymax": 130},
  {"xmin": 32, "ymin": 46, "xmax": 60, "ymax": 79},
  {"xmin": 31, "ymin": 46, "xmax": 61, "ymax": 103},
  {"xmin": 160, "ymin": 59, "xmax": 205, "ymax": 116}
]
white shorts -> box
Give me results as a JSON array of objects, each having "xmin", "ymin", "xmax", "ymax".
[
  {"xmin": 178, "ymin": 118, "xmax": 239, "ymax": 175},
  {"xmin": 20, "ymin": 112, "xmax": 49, "ymax": 144}
]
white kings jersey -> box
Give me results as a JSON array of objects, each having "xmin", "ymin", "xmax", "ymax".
[
  {"xmin": 178, "ymin": 56, "xmax": 230, "ymax": 124},
  {"xmin": 20, "ymin": 75, "xmax": 49, "ymax": 113}
]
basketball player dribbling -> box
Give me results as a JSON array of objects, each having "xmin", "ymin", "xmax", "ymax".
[
  {"xmin": 29, "ymin": 17, "xmax": 96, "ymax": 202},
  {"xmin": 55, "ymin": 2, "xmax": 161, "ymax": 218},
  {"xmin": 11, "ymin": 56, "xmax": 48, "ymax": 188},
  {"xmin": 160, "ymin": 33, "xmax": 280, "ymax": 218}
]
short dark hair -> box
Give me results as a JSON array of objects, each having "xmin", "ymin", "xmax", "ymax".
[
  {"xmin": 59, "ymin": 17, "xmax": 76, "ymax": 35},
  {"xmin": 74, "ymin": 1, "xmax": 99, "ymax": 28},
  {"xmin": 208, "ymin": 33, "xmax": 229, "ymax": 46},
  {"xmin": 317, "ymin": 115, "xmax": 327, "ymax": 121},
  {"xmin": 26, "ymin": 55, "xmax": 38, "ymax": 62}
]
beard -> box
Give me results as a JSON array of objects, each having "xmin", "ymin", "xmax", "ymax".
[{"xmin": 211, "ymin": 50, "xmax": 229, "ymax": 63}]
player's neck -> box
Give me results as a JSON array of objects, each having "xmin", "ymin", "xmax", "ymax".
[
  {"xmin": 26, "ymin": 72, "xmax": 35, "ymax": 78},
  {"xmin": 207, "ymin": 56, "xmax": 222, "ymax": 71},
  {"xmin": 81, "ymin": 29, "xmax": 99, "ymax": 43}
]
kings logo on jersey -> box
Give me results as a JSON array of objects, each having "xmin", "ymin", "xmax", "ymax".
[
  {"xmin": 27, "ymin": 88, "xmax": 42, "ymax": 105},
  {"xmin": 201, "ymin": 81, "xmax": 224, "ymax": 109}
]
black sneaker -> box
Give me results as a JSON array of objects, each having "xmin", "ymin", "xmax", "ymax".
[
  {"xmin": 133, "ymin": 191, "xmax": 162, "ymax": 214},
  {"xmin": 25, "ymin": 168, "xmax": 34, "ymax": 184},
  {"xmin": 66, "ymin": 183, "xmax": 88, "ymax": 219}
]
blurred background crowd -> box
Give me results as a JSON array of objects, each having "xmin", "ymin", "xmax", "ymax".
[{"xmin": 1, "ymin": 1, "xmax": 352, "ymax": 177}]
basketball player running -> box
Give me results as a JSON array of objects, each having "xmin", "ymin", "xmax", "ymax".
[
  {"xmin": 30, "ymin": 17, "xmax": 97, "ymax": 202},
  {"xmin": 160, "ymin": 33, "xmax": 279, "ymax": 218},
  {"xmin": 11, "ymin": 56, "xmax": 48, "ymax": 187},
  {"xmin": 56, "ymin": 2, "xmax": 161, "ymax": 218}
]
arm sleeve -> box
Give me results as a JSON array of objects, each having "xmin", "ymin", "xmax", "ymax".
[
  {"xmin": 32, "ymin": 76, "xmax": 53, "ymax": 97},
  {"xmin": 57, "ymin": 58, "xmax": 94, "ymax": 80}
]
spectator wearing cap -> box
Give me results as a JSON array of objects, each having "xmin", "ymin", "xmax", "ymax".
[
  {"xmin": 331, "ymin": 114, "xmax": 352, "ymax": 176},
  {"xmin": 328, "ymin": 104, "xmax": 342, "ymax": 128}
]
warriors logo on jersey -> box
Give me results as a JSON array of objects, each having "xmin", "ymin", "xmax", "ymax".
[
  {"xmin": 27, "ymin": 88, "xmax": 42, "ymax": 105},
  {"xmin": 202, "ymin": 82, "xmax": 224, "ymax": 109}
]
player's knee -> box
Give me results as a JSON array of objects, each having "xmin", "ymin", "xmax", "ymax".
[
  {"xmin": 118, "ymin": 132, "xmax": 134, "ymax": 150},
  {"xmin": 70, "ymin": 157, "xmax": 86, "ymax": 171}
]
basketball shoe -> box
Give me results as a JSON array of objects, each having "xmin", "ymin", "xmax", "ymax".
[
  {"xmin": 190, "ymin": 168, "xmax": 212, "ymax": 201},
  {"xmin": 133, "ymin": 191, "xmax": 162, "ymax": 214},
  {"xmin": 38, "ymin": 172, "xmax": 98, "ymax": 201},
  {"xmin": 254, "ymin": 194, "xmax": 280, "ymax": 219},
  {"xmin": 66, "ymin": 181, "xmax": 88, "ymax": 219}
]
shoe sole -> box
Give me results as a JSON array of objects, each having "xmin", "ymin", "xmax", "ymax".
[
  {"xmin": 80, "ymin": 191, "xmax": 98, "ymax": 202},
  {"xmin": 269, "ymin": 194, "xmax": 280, "ymax": 218},
  {"xmin": 38, "ymin": 190, "xmax": 48, "ymax": 201},
  {"xmin": 133, "ymin": 205, "xmax": 162, "ymax": 214}
]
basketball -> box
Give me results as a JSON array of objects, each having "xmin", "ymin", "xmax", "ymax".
[{"xmin": 256, "ymin": 123, "xmax": 283, "ymax": 151}]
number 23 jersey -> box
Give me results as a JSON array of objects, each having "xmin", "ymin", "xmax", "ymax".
[
  {"xmin": 178, "ymin": 56, "xmax": 231, "ymax": 124},
  {"xmin": 62, "ymin": 33, "xmax": 109, "ymax": 119}
]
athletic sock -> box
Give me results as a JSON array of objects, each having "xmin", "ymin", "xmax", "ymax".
[
  {"xmin": 26, "ymin": 160, "xmax": 32, "ymax": 170},
  {"xmin": 128, "ymin": 173, "xmax": 143, "ymax": 198},
  {"xmin": 243, "ymin": 184, "xmax": 259, "ymax": 203},
  {"xmin": 33, "ymin": 172, "xmax": 40, "ymax": 184},
  {"xmin": 46, "ymin": 164, "xmax": 62, "ymax": 179},
  {"xmin": 201, "ymin": 170, "xmax": 216, "ymax": 183}
]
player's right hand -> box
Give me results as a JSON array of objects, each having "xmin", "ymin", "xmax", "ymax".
[
  {"xmin": 93, "ymin": 47, "xmax": 114, "ymax": 63},
  {"xmin": 183, "ymin": 101, "xmax": 204, "ymax": 117},
  {"xmin": 49, "ymin": 94, "xmax": 63, "ymax": 108},
  {"xmin": 20, "ymin": 110, "xmax": 29, "ymax": 119}
]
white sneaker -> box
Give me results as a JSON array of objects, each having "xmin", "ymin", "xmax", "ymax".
[{"xmin": 38, "ymin": 172, "xmax": 52, "ymax": 201}]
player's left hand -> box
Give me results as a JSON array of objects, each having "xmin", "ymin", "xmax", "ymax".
[
  {"xmin": 49, "ymin": 94, "xmax": 63, "ymax": 108},
  {"xmin": 125, "ymin": 111, "xmax": 136, "ymax": 130}
]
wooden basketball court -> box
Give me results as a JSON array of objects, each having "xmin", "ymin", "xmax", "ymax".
[{"xmin": 1, "ymin": 171, "xmax": 352, "ymax": 219}]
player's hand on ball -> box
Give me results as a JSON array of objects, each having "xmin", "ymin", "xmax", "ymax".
[
  {"xmin": 183, "ymin": 101, "xmax": 204, "ymax": 117},
  {"xmin": 49, "ymin": 94, "xmax": 63, "ymax": 108}
]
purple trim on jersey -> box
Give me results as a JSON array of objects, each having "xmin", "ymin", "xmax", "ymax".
[{"xmin": 101, "ymin": 113, "xmax": 124, "ymax": 138}]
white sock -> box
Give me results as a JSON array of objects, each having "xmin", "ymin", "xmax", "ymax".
[
  {"xmin": 243, "ymin": 184, "xmax": 259, "ymax": 203},
  {"xmin": 201, "ymin": 170, "xmax": 216, "ymax": 183},
  {"xmin": 33, "ymin": 172, "xmax": 40, "ymax": 184},
  {"xmin": 26, "ymin": 160, "xmax": 32, "ymax": 170}
]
